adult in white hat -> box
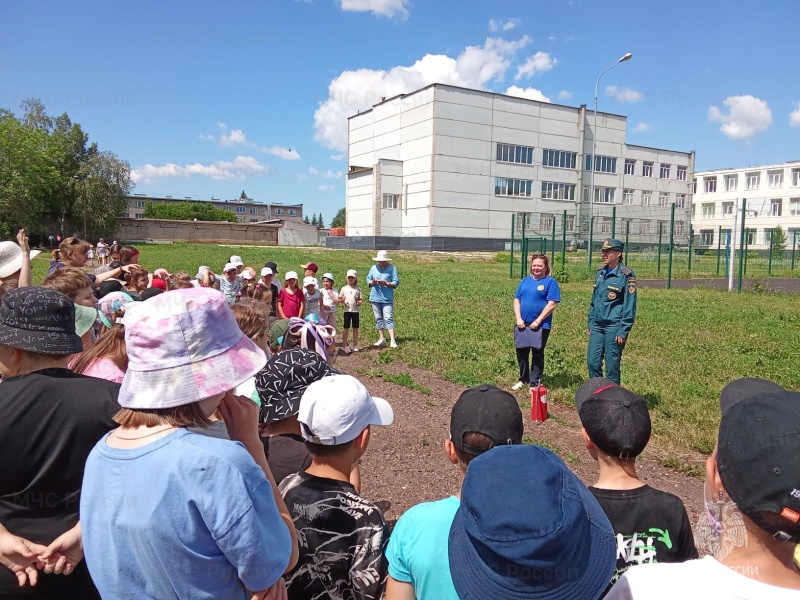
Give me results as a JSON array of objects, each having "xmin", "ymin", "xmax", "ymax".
[
  {"xmin": 0, "ymin": 230, "xmax": 40, "ymax": 288},
  {"xmin": 366, "ymin": 250, "xmax": 400, "ymax": 348}
]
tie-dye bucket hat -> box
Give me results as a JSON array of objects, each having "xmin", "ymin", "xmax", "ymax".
[
  {"xmin": 118, "ymin": 288, "xmax": 267, "ymax": 409},
  {"xmin": 97, "ymin": 291, "xmax": 138, "ymax": 328}
]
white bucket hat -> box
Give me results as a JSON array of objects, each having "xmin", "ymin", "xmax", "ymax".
[
  {"xmin": 0, "ymin": 242, "xmax": 41, "ymax": 279},
  {"xmin": 373, "ymin": 250, "xmax": 392, "ymax": 262},
  {"xmin": 118, "ymin": 288, "xmax": 267, "ymax": 409}
]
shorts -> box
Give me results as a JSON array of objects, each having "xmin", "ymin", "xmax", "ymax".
[{"xmin": 344, "ymin": 312, "xmax": 360, "ymax": 329}]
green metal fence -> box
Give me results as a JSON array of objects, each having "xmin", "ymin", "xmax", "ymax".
[{"xmin": 508, "ymin": 204, "xmax": 800, "ymax": 290}]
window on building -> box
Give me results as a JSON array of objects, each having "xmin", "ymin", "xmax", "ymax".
[
  {"xmin": 770, "ymin": 198, "xmax": 782, "ymax": 216},
  {"xmin": 288, "ymin": 209, "xmax": 296, "ymax": 216},
  {"xmin": 250, "ymin": 219, "xmax": 259, "ymax": 223},
  {"xmin": 660, "ymin": 163, "xmax": 671, "ymax": 179},
  {"xmin": 540, "ymin": 214, "xmax": 554, "ymax": 230},
  {"xmin": 675, "ymin": 194, "xmax": 686, "ymax": 208},
  {"xmin": 700, "ymin": 230, "xmax": 714, "ymax": 245},
  {"xmin": 692, "ymin": 178, "xmax": 697, "ymax": 193},
  {"xmin": 677, "ymin": 165, "xmax": 687, "ymax": 181},
  {"xmin": 276, "ymin": 208, "xmax": 283, "ymax": 215},
  {"xmin": 623, "ymin": 189, "xmax": 634, "ymax": 205},
  {"xmin": 659, "ymin": 192, "xmax": 669, "ymax": 207},
  {"xmin": 590, "ymin": 187, "xmax": 615, "ymax": 203},
  {"xmin": 720, "ymin": 228, "xmax": 732, "ymax": 245},
  {"xmin": 382, "ymin": 193, "xmax": 400, "ymax": 209},
  {"xmin": 620, "ymin": 218, "xmax": 632, "ymax": 235},
  {"xmin": 722, "ymin": 201, "xmax": 734, "ymax": 216},
  {"xmin": 236, "ymin": 206, "xmax": 245, "ymax": 214},
  {"xmin": 250, "ymin": 207, "xmax": 257, "ymax": 214},
  {"xmin": 134, "ymin": 213, "xmax": 143, "ymax": 219},
  {"xmin": 724, "ymin": 175, "xmax": 738, "ymax": 192},
  {"xmin": 541, "ymin": 182, "xmax": 575, "ymax": 200},
  {"xmin": 624, "ymin": 159, "xmax": 635, "ymax": 175},
  {"xmin": 515, "ymin": 212, "xmax": 533, "ymax": 231},
  {"xmin": 702, "ymin": 203, "xmax": 715, "ymax": 217},
  {"xmin": 745, "ymin": 171, "xmax": 760, "ymax": 190},
  {"xmin": 744, "ymin": 228, "xmax": 756, "ymax": 246},
  {"xmin": 541, "ymin": 149, "xmax": 576, "ymax": 169},
  {"xmin": 496, "ymin": 178, "xmax": 533, "ymax": 197},
  {"xmin": 675, "ymin": 221, "xmax": 686, "ymax": 236},
  {"xmin": 639, "ymin": 220, "xmax": 651, "ymax": 235},
  {"xmin": 496, "ymin": 143, "xmax": 534, "ymax": 165},
  {"xmin": 642, "ymin": 162, "xmax": 654, "ymax": 177},
  {"xmin": 641, "ymin": 191, "xmax": 652, "ymax": 206},
  {"xmin": 691, "ymin": 204, "xmax": 695, "ymax": 218},
  {"xmin": 601, "ymin": 216, "xmax": 612, "ymax": 233},
  {"xmin": 790, "ymin": 198, "xmax": 800, "ymax": 216},
  {"xmin": 566, "ymin": 214, "xmax": 575, "ymax": 231},
  {"xmin": 134, "ymin": 200, "xmax": 145, "ymax": 208},
  {"xmin": 792, "ymin": 169, "xmax": 800, "ymax": 187},
  {"xmin": 703, "ymin": 177, "xmax": 717, "ymax": 193},
  {"xmin": 768, "ymin": 169, "xmax": 784, "ymax": 188},
  {"xmin": 585, "ymin": 154, "xmax": 617, "ymax": 173}
]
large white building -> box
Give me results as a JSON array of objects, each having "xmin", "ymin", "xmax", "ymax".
[
  {"xmin": 332, "ymin": 83, "xmax": 695, "ymax": 251},
  {"xmin": 691, "ymin": 161, "xmax": 800, "ymax": 251}
]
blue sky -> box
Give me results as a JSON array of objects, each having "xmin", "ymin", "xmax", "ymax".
[{"xmin": 3, "ymin": 0, "xmax": 798, "ymax": 220}]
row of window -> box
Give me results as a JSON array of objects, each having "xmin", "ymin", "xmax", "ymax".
[
  {"xmin": 496, "ymin": 144, "xmax": 688, "ymax": 180},
  {"xmin": 697, "ymin": 228, "xmax": 800, "ymax": 246},
  {"xmin": 696, "ymin": 169, "xmax": 800, "ymax": 193},
  {"xmin": 515, "ymin": 212, "xmax": 688, "ymax": 236},
  {"xmin": 696, "ymin": 198, "xmax": 800, "ymax": 218},
  {"xmin": 496, "ymin": 178, "xmax": 689, "ymax": 207}
]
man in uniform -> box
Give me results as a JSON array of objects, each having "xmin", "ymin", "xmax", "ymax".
[{"xmin": 587, "ymin": 238, "xmax": 636, "ymax": 384}]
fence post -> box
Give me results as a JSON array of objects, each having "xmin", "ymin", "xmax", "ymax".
[
  {"xmin": 624, "ymin": 220, "xmax": 630, "ymax": 265},
  {"xmin": 611, "ymin": 206, "xmax": 617, "ymax": 238},
  {"xmin": 509, "ymin": 213, "xmax": 515, "ymax": 278},
  {"xmin": 768, "ymin": 229, "xmax": 774, "ymax": 276},
  {"xmin": 588, "ymin": 217, "xmax": 594, "ymax": 269},
  {"xmin": 716, "ymin": 225, "xmax": 722, "ymax": 276},
  {"xmin": 541, "ymin": 237, "xmax": 546, "ymax": 255},
  {"xmin": 561, "ymin": 210, "xmax": 567, "ymax": 270},
  {"xmin": 737, "ymin": 199, "xmax": 746, "ymax": 293},
  {"xmin": 667, "ymin": 204, "xmax": 675, "ymax": 289},
  {"xmin": 551, "ymin": 217, "xmax": 556, "ymax": 265},
  {"xmin": 793, "ymin": 230, "xmax": 797, "ymax": 271},
  {"xmin": 688, "ymin": 225, "xmax": 693, "ymax": 274},
  {"xmin": 657, "ymin": 221, "xmax": 663, "ymax": 275},
  {"xmin": 520, "ymin": 214, "xmax": 527, "ymax": 280}
]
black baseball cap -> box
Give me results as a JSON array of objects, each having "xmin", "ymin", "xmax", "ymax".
[
  {"xmin": 575, "ymin": 378, "xmax": 651, "ymax": 459},
  {"xmin": 450, "ymin": 385, "xmax": 523, "ymax": 455},
  {"xmin": 717, "ymin": 378, "xmax": 800, "ymax": 542},
  {"xmin": 264, "ymin": 261, "xmax": 278, "ymax": 274},
  {"xmin": 0, "ymin": 287, "xmax": 83, "ymax": 355}
]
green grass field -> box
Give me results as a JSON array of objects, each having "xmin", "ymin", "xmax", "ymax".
[{"xmin": 33, "ymin": 242, "xmax": 800, "ymax": 458}]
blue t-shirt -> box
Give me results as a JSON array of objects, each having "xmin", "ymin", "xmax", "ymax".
[
  {"xmin": 81, "ymin": 429, "xmax": 291, "ymax": 600},
  {"xmin": 366, "ymin": 263, "xmax": 399, "ymax": 303},
  {"xmin": 385, "ymin": 496, "xmax": 460, "ymax": 600},
  {"xmin": 514, "ymin": 275, "xmax": 561, "ymax": 328}
]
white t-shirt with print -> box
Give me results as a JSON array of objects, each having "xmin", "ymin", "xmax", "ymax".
[
  {"xmin": 304, "ymin": 289, "xmax": 321, "ymax": 316},
  {"xmin": 606, "ymin": 555, "xmax": 800, "ymax": 600},
  {"xmin": 320, "ymin": 288, "xmax": 339, "ymax": 315},
  {"xmin": 339, "ymin": 284, "xmax": 362, "ymax": 312}
]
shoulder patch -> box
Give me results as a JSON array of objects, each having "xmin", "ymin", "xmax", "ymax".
[
  {"xmin": 621, "ymin": 266, "xmax": 634, "ymax": 276},
  {"xmin": 596, "ymin": 265, "xmax": 604, "ymax": 271}
]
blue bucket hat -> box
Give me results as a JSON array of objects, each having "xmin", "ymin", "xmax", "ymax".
[{"xmin": 448, "ymin": 445, "xmax": 615, "ymax": 600}]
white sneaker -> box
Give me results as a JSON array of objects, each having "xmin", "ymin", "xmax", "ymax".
[
  {"xmin": 373, "ymin": 339, "xmax": 386, "ymax": 347},
  {"xmin": 352, "ymin": 346, "xmax": 360, "ymax": 353},
  {"xmin": 390, "ymin": 340, "xmax": 398, "ymax": 348},
  {"xmin": 511, "ymin": 381, "xmax": 526, "ymax": 391},
  {"xmin": 343, "ymin": 346, "xmax": 352, "ymax": 354}
]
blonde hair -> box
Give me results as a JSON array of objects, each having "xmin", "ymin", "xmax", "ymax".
[{"xmin": 58, "ymin": 237, "xmax": 90, "ymax": 265}]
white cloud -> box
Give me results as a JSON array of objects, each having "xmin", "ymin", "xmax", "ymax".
[
  {"xmin": 318, "ymin": 184, "xmax": 336, "ymax": 191},
  {"xmin": 131, "ymin": 156, "xmax": 269, "ymax": 184},
  {"xmin": 557, "ymin": 90, "xmax": 572, "ymax": 101},
  {"xmin": 259, "ymin": 146, "xmax": 300, "ymax": 160},
  {"xmin": 339, "ymin": 0, "xmax": 409, "ymax": 18},
  {"xmin": 488, "ymin": 18, "xmax": 519, "ymax": 32},
  {"xmin": 220, "ymin": 128, "xmax": 247, "ymax": 147},
  {"xmin": 506, "ymin": 86, "xmax": 550, "ymax": 103},
  {"xmin": 632, "ymin": 122, "xmax": 651, "ymax": 133},
  {"xmin": 330, "ymin": 153, "xmax": 346, "ymax": 160},
  {"xmin": 708, "ymin": 95, "xmax": 772, "ymax": 140},
  {"xmin": 309, "ymin": 167, "xmax": 343, "ymax": 179},
  {"xmin": 515, "ymin": 51, "xmax": 557, "ymax": 80},
  {"xmin": 790, "ymin": 102, "xmax": 800, "ymax": 128},
  {"xmin": 314, "ymin": 36, "xmax": 533, "ymax": 151},
  {"xmin": 309, "ymin": 166, "xmax": 320, "ymax": 176},
  {"xmin": 605, "ymin": 86, "xmax": 644, "ymax": 103}
]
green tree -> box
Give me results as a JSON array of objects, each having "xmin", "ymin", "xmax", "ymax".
[
  {"xmin": 317, "ymin": 213, "xmax": 325, "ymax": 228},
  {"xmin": 771, "ymin": 226, "xmax": 787, "ymax": 261},
  {"xmin": 80, "ymin": 151, "xmax": 133, "ymax": 235},
  {"xmin": 331, "ymin": 207, "xmax": 345, "ymax": 228},
  {"xmin": 143, "ymin": 201, "xmax": 239, "ymax": 222},
  {"xmin": 311, "ymin": 213, "xmax": 318, "ymax": 226},
  {"xmin": 304, "ymin": 215, "xmax": 310, "ymax": 224}
]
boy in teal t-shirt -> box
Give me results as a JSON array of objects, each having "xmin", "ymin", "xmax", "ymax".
[{"xmin": 385, "ymin": 385, "xmax": 523, "ymax": 600}]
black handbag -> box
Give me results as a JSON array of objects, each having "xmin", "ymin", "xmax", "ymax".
[{"xmin": 514, "ymin": 325, "xmax": 543, "ymax": 349}]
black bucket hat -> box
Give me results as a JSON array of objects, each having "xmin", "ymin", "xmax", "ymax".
[{"xmin": 0, "ymin": 287, "xmax": 83, "ymax": 355}]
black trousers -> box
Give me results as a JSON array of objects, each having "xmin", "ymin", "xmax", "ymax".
[{"xmin": 516, "ymin": 328, "xmax": 551, "ymax": 385}]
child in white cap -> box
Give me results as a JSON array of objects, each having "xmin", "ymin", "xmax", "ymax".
[
  {"xmin": 220, "ymin": 262, "xmax": 242, "ymax": 305},
  {"xmin": 340, "ymin": 269, "xmax": 362, "ymax": 353},
  {"xmin": 302, "ymin": 276, "xmax": 321, "ymax": 321},
  {"xmin": 319, "ymin": 272, "xmax": 339, "ymax": 326}
]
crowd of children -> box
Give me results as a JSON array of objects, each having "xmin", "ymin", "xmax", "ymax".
[{"xmin": 0, "ymin": 232, "xmax": 799, "ymax": 600}]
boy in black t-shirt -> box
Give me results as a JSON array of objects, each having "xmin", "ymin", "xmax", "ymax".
[
  {"xmin": 575, "ymin": 377, "xmax": 698, "ymax": 594},
  {"xmin": 279, "ymin": 374, "xmax": 393, "ymax": 600}
]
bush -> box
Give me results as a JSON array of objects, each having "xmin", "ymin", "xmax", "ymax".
[
  {"xmin": 495, "ymin": 252, "xmax": 510, "ymax": 263},
  {"xmin": 552, "ymin": 267, "xmax": 571, "ymax": 283}
]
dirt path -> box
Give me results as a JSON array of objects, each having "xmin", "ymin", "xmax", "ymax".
[{"xmin": 335, "ymin": 348, "xmax": 706, "ymax": 528}]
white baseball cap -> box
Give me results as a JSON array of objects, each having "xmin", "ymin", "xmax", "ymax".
[
  {"xmin": 298, "ymin": 375, "xmax": 394, "ymax": 445},
  {"xmin": 303, "ymin": 276, "xmax": 317, "ymax": 288},
  {"xmin": 284, "ymin": 271, "xmax": 299, "ymax": 281},
  {"xmin": 229, "ymin": 255, "xmax": 244, "ymax": 266},
  {"xmin": 346, "ymin": 269, "xmax": 357, "ymax": 278},
  {"xmin": 223, "ymin": 262, "xmax": 237, "ymax": 273},
  {"xmin": 242, "ymin": 270, "xmax": 254, "ymax": 280},
  {"xmin": 261, "ymin": 267, "xmax": 274, "ymax": 277}
]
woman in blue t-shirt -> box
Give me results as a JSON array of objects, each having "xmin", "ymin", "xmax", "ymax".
[{"xmin": 512, "ymin": 254, "xmax": 561, "ymax": 390}]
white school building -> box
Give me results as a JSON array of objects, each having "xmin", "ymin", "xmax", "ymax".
[{"xmin": 330, "ymin": 83, "xmax": 695, "ymax": 251}]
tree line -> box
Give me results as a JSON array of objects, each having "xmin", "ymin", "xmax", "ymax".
[{"xmin": 0, "ymin": 99, "xmax": 132, "ymax": 241}]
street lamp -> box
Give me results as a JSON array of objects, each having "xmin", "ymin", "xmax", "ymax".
[
  {"xmin": 588, "ymin": 52, "xmax": 632, "ymax": 266},
  {"xmin": 73, "ymin": 174, "xmax": 89, "ymax": 238}
]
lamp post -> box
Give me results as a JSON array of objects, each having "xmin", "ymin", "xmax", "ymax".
[
  {"xmin": 73, "ymin": 174, "xmax": 89, "ymax": 238},
  {"xmin": 588, "ymin": 52, "xmax": 632, "ymax": 266}
]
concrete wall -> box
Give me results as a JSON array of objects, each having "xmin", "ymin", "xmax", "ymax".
[
  {"xmin": 278, "ymin": 221, "xmax": 327, "ymax": 246},
  {"xmin": 116, "ymin": 218, "xmax": 279, "ymax": 245}
]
